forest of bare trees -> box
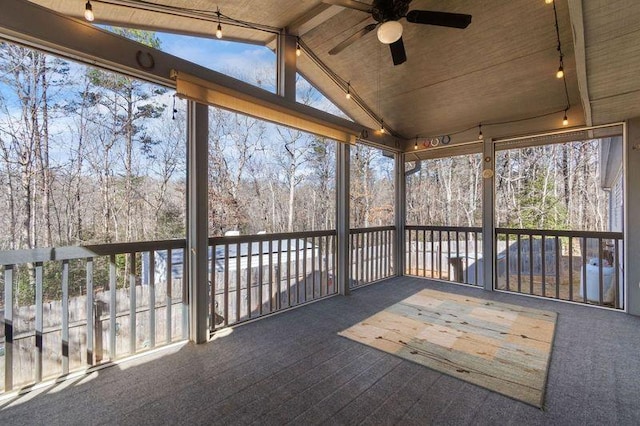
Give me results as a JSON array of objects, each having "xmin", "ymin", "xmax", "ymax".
[{"xmin": 0, "ymin": 34, "xmax": 398, "ymax": 253}]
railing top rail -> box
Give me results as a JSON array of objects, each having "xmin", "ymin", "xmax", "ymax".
[
  {"xmin": 208, "ymin": 229, "xmax": 337, "ymax": 245},
  {"xmin": 495, "ymin": 228, "xmax": 623, "ymax": 239},
  {"xmin": 350, "ymin": 226, "xmax": 396, "ymax": 234},
  {"xmin": 406, "ymin": 225, "xmax": 482, "ymax": 232},
  {"xmin": 0, "ymin": 239, "xmax": 187, "ymax": 266}
]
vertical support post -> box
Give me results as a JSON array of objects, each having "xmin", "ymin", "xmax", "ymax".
[
  {"xmin": 482, "ymin": 138, "xmax": 495, "ymax": 291},
  {"xmin": 395, "ymin": 153, "xmax": 406, "ymax": 276},
  {"xmin": 187, "ymin": 100, "xmax": 209, "ymax": 343},
  {"xmin": 336, "ymin": 141, "xmax": 351, "ymax": 295},
  {"xmin": 625, "ymin": 119, "xmax": 639, "ymax": 315},
  {"xmin": 277, "ymin": 31, "xmax": 297, "ymax": 102}
]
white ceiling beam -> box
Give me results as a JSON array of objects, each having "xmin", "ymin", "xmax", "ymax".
[{"xmin": 567, "ymin": 0, "xmax": 593, "ymax": 126}]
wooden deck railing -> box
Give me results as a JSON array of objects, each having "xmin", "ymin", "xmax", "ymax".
[
  {"xmin": 405, "ymin": 225, "xmax": 484, "ymax": 287},
  {"xmin": 208, "ymin": 230, "xmax": 337, "ymax": 330},
  {"xmin": 349, "ymin": 226, "xmax": 396, "ymax": 289},
  {"xmin": 495, "ymin": 228, "xmax": 624, "ymax": 309},
  {"xmin": 0, "ymin": 239, "xmax": 188, "ymax": 392}
]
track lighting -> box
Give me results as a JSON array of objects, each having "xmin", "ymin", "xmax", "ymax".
[
  {"xmin": 556, "ymin": 65, "xmax": 564, "ymax": 79},
  {"xmin": 84, "ymin": 1, "xmax": 95, "ymax": 22},
  {"xmin": 215, "ymin": 8, "xmax": 223, "ymax": 39},
  {"xmin": 562, "ymin": 110, "xmax": 569, "ymax": 126},
  {"xmin": 346, "ymin": 82, "xmax": 351, "ymax": 100},
  {"xmin": 478, "ymin": 124, "xmax": 483, "ymax": 140}
]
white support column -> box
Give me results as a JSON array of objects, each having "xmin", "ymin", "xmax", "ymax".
[
  {"xmin": 277, "ymin": 31, "xmax": 297, "ymax": 102},
  {"xmin": 336, "ymin": 142, "xmax": 351, "ymax": 295},
  {"xmin": 395, "ymin": 153, "xmax": 406, "ymax": 276},
  {"xmin": 187, "ymin": 101, "xmax": 209, "ymax": 343},
  {"xmin": 482, "ymin": 138, "xmax": 495, "ymax": 291},
  {"xmin": 625, "ymin": 118, "xmax": 640, "ymax": 315}
]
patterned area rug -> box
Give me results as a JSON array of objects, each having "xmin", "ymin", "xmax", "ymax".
[{"xmin": 339, "ymin": 289, "xmax": 557, "ymax": 407}]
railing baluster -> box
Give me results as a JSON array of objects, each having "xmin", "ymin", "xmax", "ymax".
[
  {"xmin": 236, "ymin": 242, "xmax": 241, "ymax": 322},
  {"xmin": 474, "ymin": 232, "xmax": 478, "ymax": 286},
  {"xmin": 582, "ymin": 237, "xmax": 587, "ymax": 303},
  {"xmin": 614, "ymin": 238, "xmax": 620, "ymax": 309},
  {"xmin": 568, "ymin": 237, "xmax": 574, "ymax": 302},
  {"xmin": 181, "ymin": 249, "xmax": 188, "ymax": 339},
  {"xmin": 420, "ymin": 229, "xmax": 425, "ymax": 278},
  {"xmin": 268, "ymin": 239, "xmax": 274, "ymax": 312},
  {"xmin": 166, "ymin": 249, "xmax": 173, "ymax": 341},
  {"xmin": 258, "ymin": 240, "xmax": 263, "ymax": 312},
  {"xmin": 332, "ymin": 234, "xmax": 337, "ymax": 292},
  {"xmin": 4, "ymin": 265, "xmax": 14, "ymax": 391},
  {"xmin": 210, "ymin": 247, "xmax": 216, "ymax": 329},
  {"xmin": 541, "ymin": 235, "xmax": 546, "ymax": 297},
  {"xmin": 555, "ymin": 236, "xmax": 560, "ymax": 300},
  {"xmin": 464, "ymin": 231, "xmax": 469, "ymax": 284},
  {"xmin": 438, "ymin": 231, "xmax": 442, "ymax": 280},
  {"xmin": 86, "ymin": 258, "xmax": 94, "ymax": 365},
  {"xmin": 517, "ymin": 234, "xmax": 522, "ymax": 293},
  {"xmin": 129, "ymin": 252, "xmax": 136, "ymax": 354},
  {"xmin": 325, "ymin": 235, "xmax": 330, "ymax": 295},
  {"xmin": 247, "ymin": 241, "xmax": 252, "ymax": 318},
  {"xmin": 287, "ymin": 238, "xmax": 292, "ymax": 307},
  {"xmin": 35, "ymin": 261, "xmax": 43, "ymax": 383},
  {"xmin": 223, "ymin": 245, "xmax": 229, "ymax": 327},
  {"xmin": 316, "ymin": 237, "xmax": 322, "ymax": 297},
  {"xmin": 109, "ymin": 254, "xmax": 117, "ymax": 359},
  {"xmin": 598, "ymin": 238, "xmax": 604, "ymax": 306},
  {"xmin": 302, "ymin": 237, "xmax": 307, "ymax": 302},
  {"xmin": 529, "ymin": 236, "xmax": 534, "ymax": 295},
  {"xmin": 62, "ymin": 260, "xmax": 69, "ymax": 375},
  {"xmin": 295, "ymin": 237, "xmax": 300, "ymax": 305},
  {"xmin": 431, "ymin": 230, "xmax": 435, "ymax": 279},
  {"xmin": 376, "ymin": 230, "xmax": 381, "ymax": 281},
  {"xmin": 149, "ymin": 251, "xmax": 155, "ymax": 347},
  {"xmin": 310, "ymin": 237, "xmax": 316, "ymax": 298},
  {"xmin": 447, "ymin": 231, "xmax": 451, "ymax": 281},
  {"xmin": 505, "ymin": 233, "xmax": 510, "ymax": 291}
]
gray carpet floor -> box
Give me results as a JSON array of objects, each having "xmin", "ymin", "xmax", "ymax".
[{"xmin": 0, "ymin": 276, "xmax": 639, "ymax": 425}]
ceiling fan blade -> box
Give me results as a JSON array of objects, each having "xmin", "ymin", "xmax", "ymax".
[
  {"xmin": 322, "ymin": 0, "xmax": 373, "ymax": 13},
  {"xmin": 406, "ymin": 10, "xmax": 472, "ymax": 29},
  {"xmin": 389, "ymin": 37, "xmax": 407, "ymax": 65},
  {"xmin": 329, "ymin": 23, "xmax": 377, "ymax": 55}
]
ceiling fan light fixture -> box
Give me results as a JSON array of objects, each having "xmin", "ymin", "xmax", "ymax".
[{"xmin": 377, "ymin": 21, "xmax": 403, "ymax": 44}]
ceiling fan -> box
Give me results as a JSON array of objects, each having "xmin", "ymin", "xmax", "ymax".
[{"xmin": 324, "ymin": 0, "xmax": 472, "ymax": 65}]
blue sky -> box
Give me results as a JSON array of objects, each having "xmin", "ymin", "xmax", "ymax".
[{"xmin": 157, "ymin": 33, "xmax": 275, "ymax": 81}]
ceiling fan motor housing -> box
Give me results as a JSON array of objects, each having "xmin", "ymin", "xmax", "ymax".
[{"xmin": 372, "ymin": 0, "xmax": 411, "ymax": 22}]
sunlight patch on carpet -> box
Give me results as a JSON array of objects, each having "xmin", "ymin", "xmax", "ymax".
[{"xmin": 338, "ymin": 289, "xmax": 557, "ymax": 407}]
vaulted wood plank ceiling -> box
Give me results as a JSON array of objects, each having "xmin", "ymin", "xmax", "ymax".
[{"xmin": 28, "ymin": 0, "xmax": 640, "ymax": 147}]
